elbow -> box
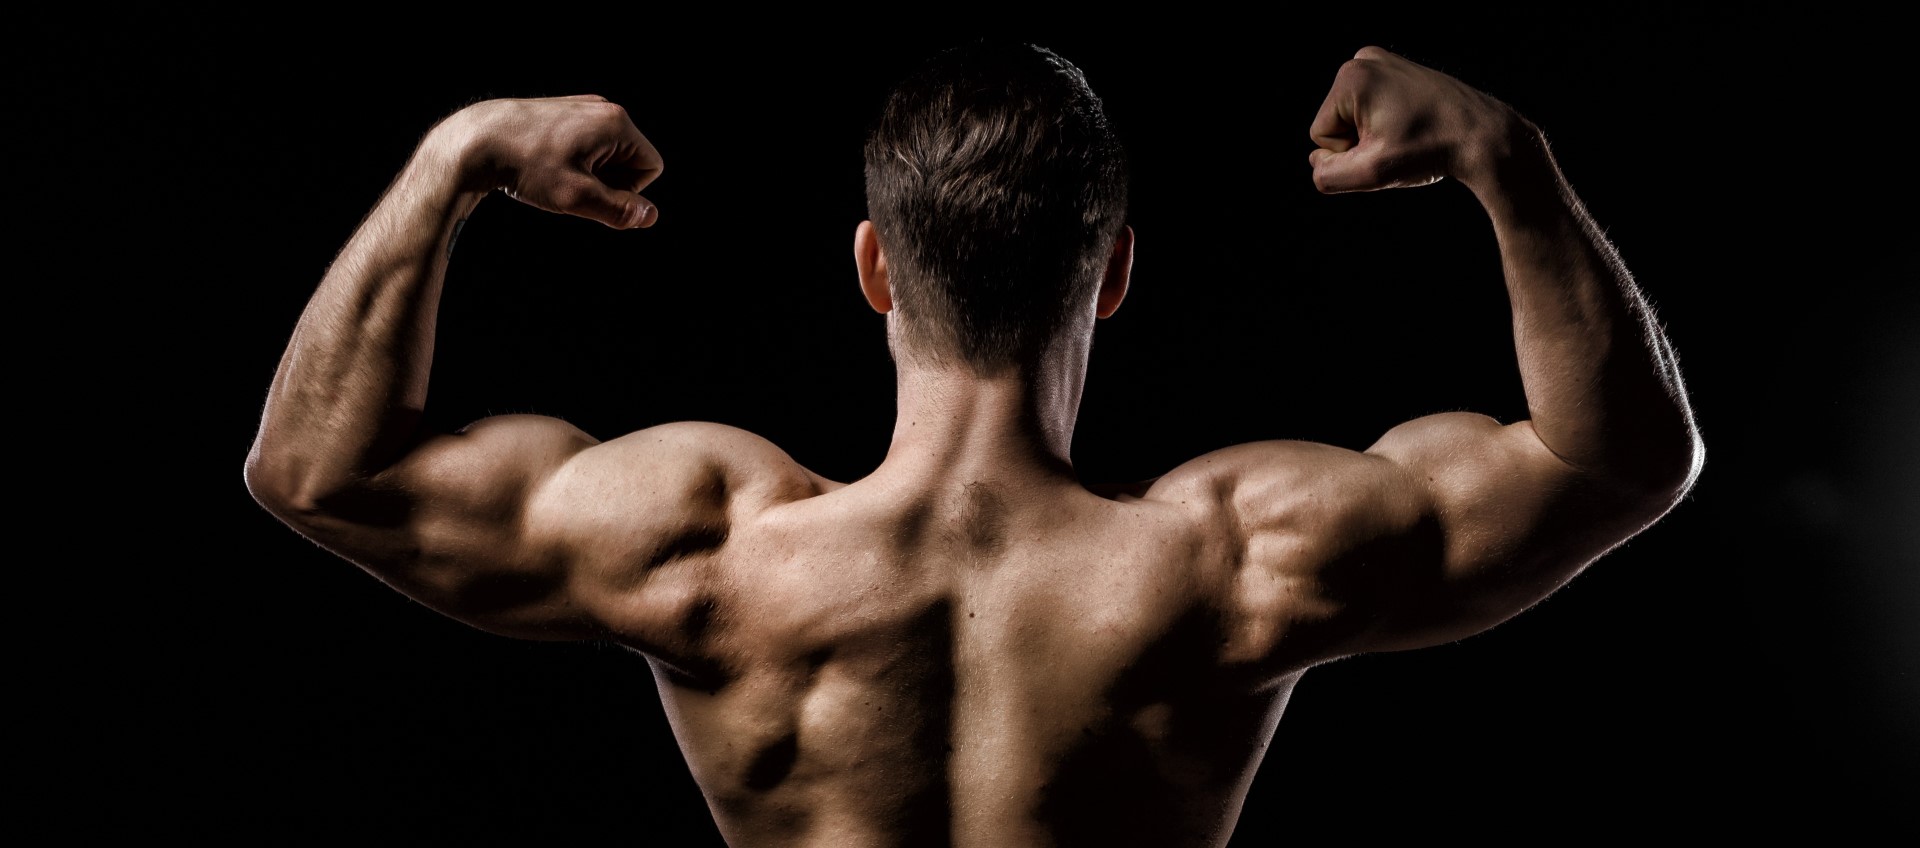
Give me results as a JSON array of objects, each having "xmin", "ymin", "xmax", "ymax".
[
  {"xmin": 1659, "ymin": 418, "xmax": 1707, "ymax": 499},
  {"xmin": 245, "ymin": 440, "xmax": 399, "ymax": 531},
  {"xmin": 1674, "ymin": 427, "xmax": 1707, "ymax": 498},
  {"xmin": 244, "ymin": 440, "xmax": 326, "ymax": 522},
  {"xmin": 1611, "ymin": 425, "xmax": 1706, "ymax": 516}
]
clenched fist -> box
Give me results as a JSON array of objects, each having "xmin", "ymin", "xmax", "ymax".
[
  {"xmin": 1308, "ymin": 47, "xmax": 1541, "ymax": 194},
  {"xmin": 429, "ymin": 95, "xmax": 663, "ymax": 230}
]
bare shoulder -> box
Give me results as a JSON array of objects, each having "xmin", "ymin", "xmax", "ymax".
[
  {"xmin": 599, "ymin": 421, "xmax": 834, "ymax": 491},
  {"xmin": 530, "ymin": 421, "xmax": 835, "ymax": 537},
  {"xmin": 1139, "ymin": 438, "xmax": 1425, "ymax": 538},
  {"xmin": 1125, "ymin": 438, "xmax": 1439, "ymax": 674},
  {"xmin": 1122, "ymin": 413, "xmax": 1637, "ymax": 669}
]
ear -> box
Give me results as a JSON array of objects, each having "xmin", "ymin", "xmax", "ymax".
[
  {"xmin": 1096, "ymin": 225, "xmax": 1133, "ymax": 319},
  {"xmin": 855, "ymin": 220, "xmax": 892, "ymax": 314}
]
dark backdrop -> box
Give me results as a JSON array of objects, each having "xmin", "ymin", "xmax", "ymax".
[{"xmin": 68, "ymin": 8, "xmax": 1914, "ymax": 843}]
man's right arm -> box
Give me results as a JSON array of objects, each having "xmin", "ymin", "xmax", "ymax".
[{"xmin": 1175, "ymin": 48, "xmax": 1703, "ymax": 671}]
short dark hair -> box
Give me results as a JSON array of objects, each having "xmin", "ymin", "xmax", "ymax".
[{"xmin": 864, "ymin": 41, "xmax": 1129, "ymax": 371}]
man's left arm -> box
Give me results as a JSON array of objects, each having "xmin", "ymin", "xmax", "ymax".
[{"xmin": 244, "ymin": 96, "xmax": 664, "ymax": 639}]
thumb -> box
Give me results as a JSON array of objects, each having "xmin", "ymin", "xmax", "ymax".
[
  {"xmin": 562, "ymin": 174, "xmax": 658, "ymax": 229},
  {"xmin": 1307, "ymin": 146, "xmax": 1383, "ymax": 194}
]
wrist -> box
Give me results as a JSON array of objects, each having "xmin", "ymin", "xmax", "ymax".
[
  {"xmin": 1458, "ymin": 118, "xmax": 1563, "ymax": 209},
  {"xmin": 408, "ymin": 109, "xmax": 496, "ymax": 212}
]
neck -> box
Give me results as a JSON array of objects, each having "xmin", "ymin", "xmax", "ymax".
[{"xmin": 878, "ymin": 340, "xmax": 1090, "ymax": 485}]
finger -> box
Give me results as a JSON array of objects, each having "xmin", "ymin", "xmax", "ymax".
[
  {"xmin": 628, "ymin": 195, "xmax": 658, "ymax": 228},
  {"xmin": 1307, "ymin": 146, "xmax": 1384, "ymax": 194},
  {"xmin": 601, "ymin": 162, "xmax": 664, "ymax": 197},
  {"xmin": 1309, "ymin": 98, "xmax": 1354, "ymax": 152},
  {"xmin": 1309, "ymin": 61, "xmax": 1367, "ymax": 152},
  {"xmin": 603, "ymin": 139, "xmax": 665, "ymax": 193},
  {"xmin": 596, "ymin": 108, "xmax": 666, "ymax": 189},
  {"xmin": 606, "ymin": 192, "xmax": 657, "ymax": 229},
  {"xmin": 553, "ymin": 93, "xmax": 610, "ymax": 102},
  {"xmin": 559, "ymin": 174, "xmax": 658, "ymax": 229}
]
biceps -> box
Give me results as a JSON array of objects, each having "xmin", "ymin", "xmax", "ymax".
[
  {"xmin": 1363, "ymin": 414, "xmax": 1621, "ymax": 645},
  {"xmin": 299, "ymin": 415, "xmax": 600, "ymax": 638}
]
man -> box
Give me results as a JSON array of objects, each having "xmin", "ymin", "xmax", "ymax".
[{"xmin": 246, "ymin": 41, "xmax": 1702, "ymax": 847}]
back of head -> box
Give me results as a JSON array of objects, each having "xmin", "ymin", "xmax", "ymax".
[{"xmin": 864, "ymin": 41, "xmax": 1129, "ymax": 372}]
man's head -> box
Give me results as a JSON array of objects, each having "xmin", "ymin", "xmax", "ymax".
[{"xmin": 859, "ymin": 41, "xmax": 1132, "ymax": 374}]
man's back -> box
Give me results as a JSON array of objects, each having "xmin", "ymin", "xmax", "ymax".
[
  {"xmin": 530, "ymin": 417, "xmax": 1449, "ymax": 847},
  {"xmin": 244, "ymin": 44, "xmax": 1701, "ymax": 846}
]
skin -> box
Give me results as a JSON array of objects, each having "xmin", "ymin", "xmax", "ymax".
[{"xmin": 246, "ymin": 48, "xmax": 1704, "ymax": 847}]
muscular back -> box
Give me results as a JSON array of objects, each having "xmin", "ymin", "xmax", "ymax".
[
  {"xmin": 521, "ymin": 422, "xmax": 1451, "ymax": 847},
  {"xmin": 246, "ymin": 47, "xmax": 1700, "ymax": 848}
]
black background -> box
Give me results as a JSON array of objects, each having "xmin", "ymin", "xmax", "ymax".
[{"xmin": 62, "ymin": 7, "xmax": 1915, "ymax": 843}]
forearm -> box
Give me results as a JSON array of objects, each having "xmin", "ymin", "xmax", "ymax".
[
  {"xmin": 1464, "ymin": 129, "xmax": 1701, "ymax": 493},
  {"xmin": 247, "ymin": 126, "xmax": 487, "ymax": 510}
]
